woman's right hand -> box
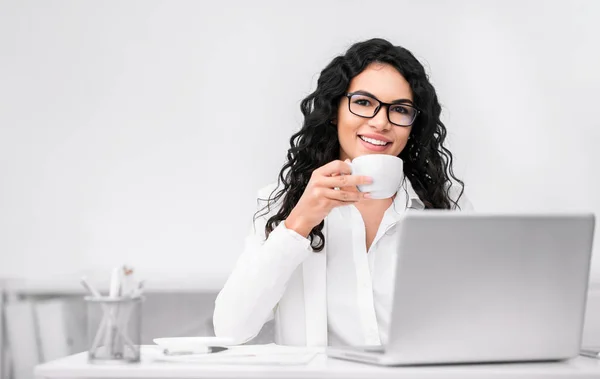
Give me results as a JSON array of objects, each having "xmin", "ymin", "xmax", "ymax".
[{"xmin": 284, "ymin": 159, "xmax": 373, "ymax": 237}]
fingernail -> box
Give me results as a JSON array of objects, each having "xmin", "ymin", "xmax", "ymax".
[
  {"xmin": 364, "ymin": 193, "xmax": 372, "ymax": 199},
  {"xmin": 366, "ymin": 177, "xmax": 373, "ymax": 183}
]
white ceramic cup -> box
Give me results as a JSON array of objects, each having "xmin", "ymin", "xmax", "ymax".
[{"xmin": 349, "ymin": 154, "xmax": 404, "ymax": 199}]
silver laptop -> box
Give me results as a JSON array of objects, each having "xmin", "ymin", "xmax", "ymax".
[{"xmin": 327, "ymin": 212, "xmax": 596, "ymax": 365}]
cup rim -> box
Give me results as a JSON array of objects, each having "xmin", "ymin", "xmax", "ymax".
[{"xmin": 351, "ymin": 153, "xmax": 402, "ymax": 163}]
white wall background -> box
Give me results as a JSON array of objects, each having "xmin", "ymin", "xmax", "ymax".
[{"xmin": 1, "ymin": 0, "xmax": 599, "ymax": 281}]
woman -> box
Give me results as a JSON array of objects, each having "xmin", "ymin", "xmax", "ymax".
[{"xmin": 213, "ymin": 38, "xmax": 473, "ymax": 347}]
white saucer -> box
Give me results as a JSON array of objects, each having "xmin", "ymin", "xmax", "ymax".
[{"xmin": 153, "ymin": 337, "xmax": 237, "ymax": 354}]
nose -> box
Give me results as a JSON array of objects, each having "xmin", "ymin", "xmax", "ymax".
[{"xmin": 368, "ymin": 105, "xmax": 391, "ymax": 131}]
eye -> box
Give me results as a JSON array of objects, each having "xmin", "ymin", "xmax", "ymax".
[
  {"xmin": 390, "ymin": 105, "xmax": 409, "ymax": 114},
  {"xmin": 354, "ymin": 98, "xmax": 371, "ymax": 107}
]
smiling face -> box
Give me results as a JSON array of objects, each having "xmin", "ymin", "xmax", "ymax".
[{"xmin": 336, "ymin": 62, "xmax": 414, "ymax": 161}]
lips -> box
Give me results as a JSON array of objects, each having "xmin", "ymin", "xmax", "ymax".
[
  {"xmin": 358, "ymin": 134, "xmax": 392, "ymax": 143},
  {"xmin": 358, "ymin": 135, "xmax": 390, "ymax": 146},
  {"xmin": 358, "ymin": 135, "xmax": 390, "ymax": 152}
]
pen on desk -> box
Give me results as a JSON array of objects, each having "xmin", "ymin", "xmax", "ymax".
[
  {"xmin": 580, "ymin": 349, "xmax": 600, "ymax": 358},
  {"xmin": 163, "ymin": 346, "xmax": 229, "ymax": 356}
]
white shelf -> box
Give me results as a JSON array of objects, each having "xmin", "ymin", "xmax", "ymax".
[{"xmin": 0, "ymin": 271, "xmax": 228, "ymax": 295}]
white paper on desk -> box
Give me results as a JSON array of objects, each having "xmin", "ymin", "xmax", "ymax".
[{"xmin": 147, "ymin": 344, "xmax": 322, "ymax": 365}]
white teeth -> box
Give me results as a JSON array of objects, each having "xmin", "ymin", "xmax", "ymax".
[{"xmin": 359, "ymin": 135, "xmax": 388, "ymax": 146}]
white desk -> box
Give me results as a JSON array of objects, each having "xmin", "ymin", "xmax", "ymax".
[{"xmin": 34, "ymin": 348, "xmax": 600, "ymax": 379}]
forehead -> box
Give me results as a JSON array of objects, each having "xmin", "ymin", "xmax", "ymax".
[{"xmin": 347, "ymin": 62, "xmax": 413, "ymax": 102}]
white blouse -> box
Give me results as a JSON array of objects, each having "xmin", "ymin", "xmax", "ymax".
[{"xmin": 213, "ymin": 178, "xmax": 473, "ymax": 346}]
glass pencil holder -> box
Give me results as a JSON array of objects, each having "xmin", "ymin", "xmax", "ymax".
[{"xmin": 84, "ymin": 296, "xmax": 144, "ymax": 364}]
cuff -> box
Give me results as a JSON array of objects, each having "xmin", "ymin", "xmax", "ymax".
[
  {"xmin": 280, "ymin": 221, "xmax": 312, "ymax": 246},
  {"xmin": 264, "ymin": 222, "xmax": 312, "ymax": 265}
]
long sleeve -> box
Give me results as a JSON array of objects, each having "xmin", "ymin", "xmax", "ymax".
[{"xmin": 213, "ymin": 185, "xmax": 313, "ymax": 344}]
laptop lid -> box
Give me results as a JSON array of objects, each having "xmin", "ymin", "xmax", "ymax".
[{"xmin": 385, "ymin": 212, "xmax": 595, "ymax": 364}]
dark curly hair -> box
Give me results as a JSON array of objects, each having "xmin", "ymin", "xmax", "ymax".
[{"xmin": 255, "ymin": 38, "xmax": 464, "ymax": 252}]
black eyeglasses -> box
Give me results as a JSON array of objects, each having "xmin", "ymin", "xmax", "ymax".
[{"xmin": 345, "ymin": 92, "xmax": 420, "ymax": 127}]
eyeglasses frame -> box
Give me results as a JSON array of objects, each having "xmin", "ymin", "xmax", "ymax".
[{"xmin": 344, "ymin": 92, "xmax": 421, "ymax": 127}]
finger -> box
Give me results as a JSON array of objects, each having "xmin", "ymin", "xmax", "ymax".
[
  {"xmin": 319, "ymin": 175, "xmax": 372, "ymax": 189},
  {"xmin": 316, "ymin": 160, "xmax": 352, "ymax": 177},
  {"xmin": 322, "ymin": 188, "xmax": 370, "ymax": 202}
]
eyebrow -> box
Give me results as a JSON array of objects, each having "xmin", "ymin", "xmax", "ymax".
[{"xmin": 351, "ymin": 90, "xmax": 414, "ymax": 105}]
